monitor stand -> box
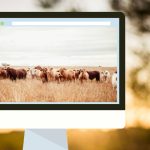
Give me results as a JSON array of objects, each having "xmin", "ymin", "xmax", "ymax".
[{"xmin": 23, "ymin": 129, "xmax": 68, "ymax": 150}]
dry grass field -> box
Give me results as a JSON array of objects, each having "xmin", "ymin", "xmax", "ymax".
[{"xmin": 0, "ymin": 67, "xmax": 117, "ymax": 102}]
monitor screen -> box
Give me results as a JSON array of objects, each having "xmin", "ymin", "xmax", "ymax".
[{"xmin": 0, "ymin": 12, "xmax": 125, "ymax": 110}]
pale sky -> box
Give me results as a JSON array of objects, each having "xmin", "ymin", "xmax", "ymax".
[
  {"xmin": 0, "ymin": 26, "xmax": 117, "ymax": 66},
  {"xmin": 0, "ymin": 0, "xmax": 117, "ymax": 67}
]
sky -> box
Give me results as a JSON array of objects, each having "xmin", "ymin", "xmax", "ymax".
[
  {"xmin": 0, "ymin": 26, "xmax": 117, "ymax": 67},
  {"xmin": 0, "ymin": 0, "xmax": 118, "ymax": 67}
]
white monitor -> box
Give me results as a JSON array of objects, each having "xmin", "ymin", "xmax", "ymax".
[{"xmin": 0, "ymin": 12, "xmax": 125, "ymax": 129}]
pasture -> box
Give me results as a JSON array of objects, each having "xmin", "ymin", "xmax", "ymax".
[{"xmin": 0, "ymin": 67, "xmax": 117, "ymax": 102}]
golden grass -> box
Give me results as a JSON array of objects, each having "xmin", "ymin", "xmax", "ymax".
[
  {"xmin": 0, "ymin": 79, "xmax": 116, "ymax": 102},
  {"xmin": 0, "ymin": 67, "xmax": 116, "ymax": 102}
]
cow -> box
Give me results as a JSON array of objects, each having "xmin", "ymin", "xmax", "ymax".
[
  {"xmin": 47, "ymin": 68, "xmax": 62, "ymax": 83},
  {"xmin": 54, "ymin": 71, "xmax": 62, "ymax": 83},
  {"xmin": 21, "ymin": 69, "xmax": 27, "ymax": 79},
  {"xmin": 6, "ymin": 67, "xmax": 27, "ymax": 81},
  {"xmin": 35, "ymin": 65, "xmax": 43, "ymax": 71},
  {"xmin": 16, "ymin": 69, "xmax": 27, "ymax": 79},
  {"xmin": 40, "ymin": 69, "xmax": 48, "ymax": 83},
  {"xmin": 87, "ymin": 70, "xmax": 100, "ymax": 82},
  {"xmin": 6, "ymin": 67, "xmax": 17, "ymax": 81},
  {"xmin": 100, "ymin": 71, "xmax": 105, "ymax": 82},
  {"xmin": 27, "ymin": 68, "xmax": 33, "ymax": 79},
  {"xmin": 79, "ymin": 69, "xmax": 89, "ymax": 83},
  {"xmin": 103, "ymin": 70, "xmax": 111, "ymax": 82},
  {"xmin": 26, "ymin": 67, "xmax": 32, "ymax": 79},
  {"xmin": 63, "ymin": 68, "xmax": 75, "ymax": 81},
  {"xmin": 73, "ymin": 69, "xmax": 81, "ymax": 80},
  {"xmin": 59, "ymin": 68, "xmax": 75, "ymax": 81},
  {"xmin": 35, "ymin": 69, "xmax": 43, "ymax": 80},
  {"xmin": 27, "ymin": 67, "xmax": 48, "ymax": 83},
  {"xmin": 27, "ymin": 68, "xmax": 41, "ymax": 79},
  {"xmin": 112, "ymin": 72, "xmax": 117, "ymax": 90},
  {"xmin": 0, "ymin": 68, "xmax": 7, "ymax": 79},
  {"xmin": 47, "ymin": 68, "xmax": 57, "ymax": 81}
]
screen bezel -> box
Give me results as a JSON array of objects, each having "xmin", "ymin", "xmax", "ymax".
[{"xmin": 0, "ymin": 12, "xmax": 125, "ymax": 110}]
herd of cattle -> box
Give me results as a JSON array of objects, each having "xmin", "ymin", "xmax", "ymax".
[{"xmin": 0, "ymin": 66, "xmax": 117, "ymax": 90}]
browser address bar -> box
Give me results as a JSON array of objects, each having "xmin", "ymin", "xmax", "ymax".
[{"xmin": 11, "ymin": 21, "xmax": 111, "ymax": 26}]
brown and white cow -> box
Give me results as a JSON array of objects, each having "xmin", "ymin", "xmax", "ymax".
[
  {"xmin": 100, "ymin": 71, "xmax": 105, "ymax": 82},
  {"xmin": 27, "ymin": 67, "xmax": 43, "ymax": 79},
  {"xmin": 27, "ymin": 67, "xmax": 48, "ymax": 83},
  {"xmin": 101, "ymin": 70, "xmax": 111, "ymax": 83},
  {"xmin": 47, "ymin": 68, "xmax": 62, "ymax": 83}
]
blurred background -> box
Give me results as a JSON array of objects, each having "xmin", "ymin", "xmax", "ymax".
[{"xmin": 0, "ymin": 0, "xmax": 150, "ymax": 150}]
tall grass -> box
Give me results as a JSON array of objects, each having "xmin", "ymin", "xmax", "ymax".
[{"xmin": 0, "ymin": 79, "xmax": 116, "ymax": 102}]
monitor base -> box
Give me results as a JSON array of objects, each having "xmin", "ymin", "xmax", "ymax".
[{"xmin": 23, "ymin": 129, "xmax": 68, "ymax": 150}]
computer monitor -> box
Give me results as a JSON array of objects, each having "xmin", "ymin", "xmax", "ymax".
[{"xmin": 0, "ymin": 12, "xmax": 125, "ymax": 129}]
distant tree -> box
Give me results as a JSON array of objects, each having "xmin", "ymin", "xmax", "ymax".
[
  {"xmin": 37, "ymin": 0, "xmax": 61, "ymax": 9},
  {"xmin": 110, "ymin": 0, "xmax": 150, "ymax": 32},
  {"xmin": 36, "ymin": 0, "xmax": 81, "ymax": 11},
  {"xmin": 128, "ymin": 49, "xmax": 150, "ymax": 100},
  {"xmin": 110, "ymin": 0, "xmax": 150, "ymax": 101}
]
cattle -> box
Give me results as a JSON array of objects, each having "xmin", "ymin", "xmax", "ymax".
[
  {"xmin": 0, "ymin": 68, "xmax": 7, "ymax": 79},
  {"xmin": 40, "ymin": 69, "xmax": 48, "ymax": 83},
  {"xmin": 59, "ymin": 68, "xmax": 75, "ymax": 81},
  {"xmin": 6, "ymin": 67, "xmax": 17, "ymax": 81},
  {"xmin": 16, "ymin": 69, "xmax": 27, "ymax": 79},
  {"xmin": 27, "ymin": 68, "xmax": 34, "ymax": 79},
  {"xmin": 103, "ymin": 70, "xmax": 111, "ymax": 82},
  {"xmin": 35, "ymin": 69, "xmax": 43, "ymax": 79},
  {"xmin": 2, "ymin": 65, "xmax": 116, "ymax": 86},
  {"xmin": 6, "ymin": 67, "xmax": 27, "ymax": 81},
  {"xmin": 27, "ymin": 68, "xmax": 41, "ymax": 79},
  {"xmin": 54, "ymin": 71, "xmax": 62, "ymax": 83},
  {"xmin": 47, "ymin": 68, "xmax": 62, "ymax": 83},
  {"xmin": 43, "ymin": 67, "xmax": 47, "ymax": 72},
  {"xmin": 27, "ymin": 67, "xmax": 48, "ymax": 83},
  {"xmin": 47, "ymin": 68, "xmax": 57, "ymax": 81},
  {"xmin": 112, "ymin": 72, "xmax": 117, "ymax": 90},
  {"xmin": 73, "ymin": 69, "xmax": 81, "ymax": 80},
  {"xmin": 35, "ymin": 65, "xmax": 43, "ymax": 71},
  {"xmin": 87, "ymin": 71, "xmax": 100, "ymax": 82},
  {"xmin": 26, "ymin": 68, "xmax": 32, "ymax": 79},
  {"xmin": 79, "ymin": 69, "xmax": 89, "ymax": 83},
  {"xmin": 100, "ymin": 71, "xmax": 105, "ymax": 82}
]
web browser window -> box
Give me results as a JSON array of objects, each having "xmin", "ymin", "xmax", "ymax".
[{"xmin": 0, "ymin": 13, "xmax": 125, "ymax": 128}]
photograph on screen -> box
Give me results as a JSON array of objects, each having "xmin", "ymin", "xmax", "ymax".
[{"xmin": 0, "ymin": 19, "xmax": 118, "ymax": 103}]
